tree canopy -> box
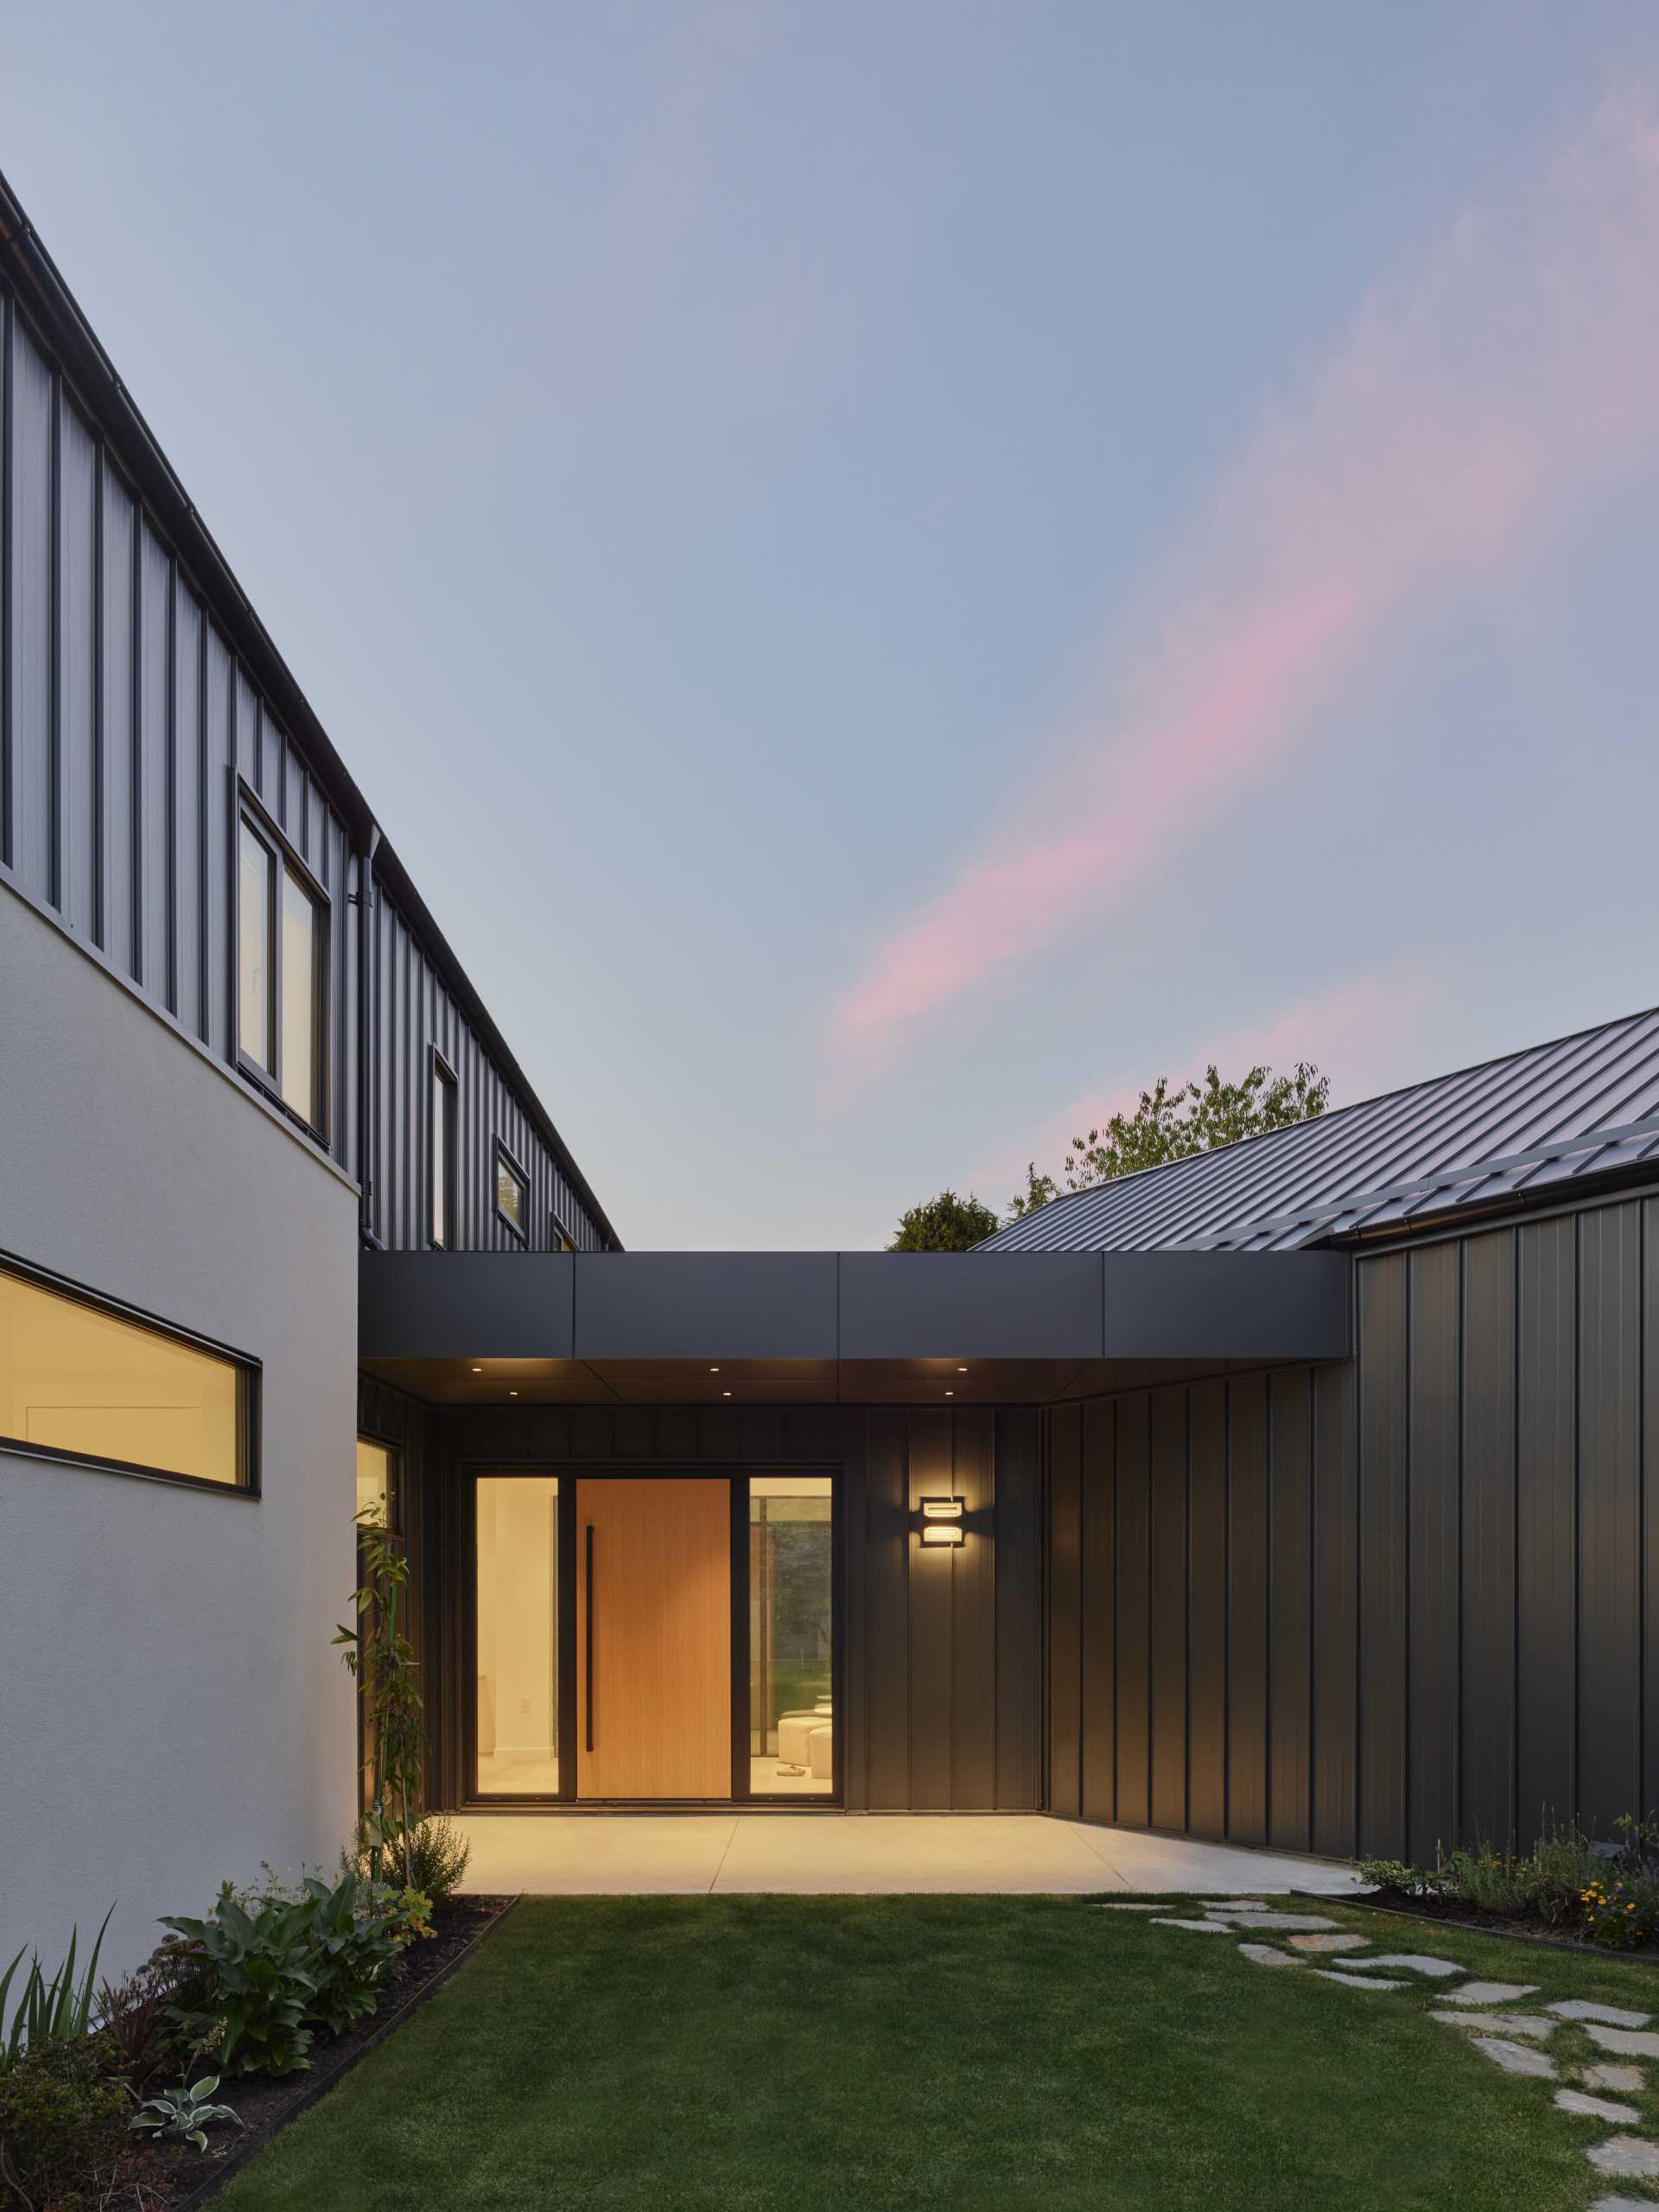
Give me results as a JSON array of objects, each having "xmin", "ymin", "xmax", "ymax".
[
  {"xmin": 887, "ymin": 1189, "xmax": 1002, "ymax": 1252},
  {"xmin": 1007, "ymin": 1061, "xmax": 1330, "ymax": 1218}
]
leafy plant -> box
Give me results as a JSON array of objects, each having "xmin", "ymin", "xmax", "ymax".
[
  {"xmin": 347, "ymin": 1814, "xmax": 470, "ymax": 1908},
  {"xmin": 0, "ymin": 1909, "xmax": 112, "ymax": 2073},
  {"xmin": 130, "ymin": 2073, "xmax": 244, "ymax": 2152},
  {"xmin": 96, "ymin": 1938, "xmax": 207, "ymax": 2092},
  {"xmin": 296, "ymin": 1874, "xmax": 402, "ymax": 2034},
  {"xmin": 1525, "ymin": 1825, "xmax": 1605, "ymax": 1927},
  {"xmin": 1355, "ymin": 1858, "xmax": 1435, "ymax": 1896},
  {"xmin": 0, "ymin": 2031, "xmax": 129, "ymax": 2207},
  {"xmin": 336, "ymin": 1504, "xmax": 428, "ymax": 1890},
  {"xmin": 1434, "ymin": 1845, "xmax": 1534, "ymax": 1916},
  {"xmin": 162, "ymin": 1888, "xmax": 318, "ymax": 2077}
]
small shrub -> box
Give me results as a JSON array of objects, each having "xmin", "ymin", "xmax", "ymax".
[
  {"xmin": 1435, "ymin": 1845, "xmax": 1535, "ymax": 1916},
  {"xmin": 130, "ymin": 2072, "xmax": 243, "ymax": 2152},
  {"xmin": 348, "ymin": 1815, "xmax": 470, "ymax": 1908},
  {"xmin": 97, "ymin": 1938, "xmax": 207, "ymax": 2092},
  {"xmin": 1526, "ymin": 1825, "xmax": 1604, "ymax": 1927},
  {"xmin": 1, "ymin": 1910, "xmax": 112, "ymax": 2072},
  {"xmin": 1356, "ymin": 1858, "xmax": 1435, "ymax": 1896},
  {"xmin": 0, "ymin": 2031, "xmax": 129, "ymax": 2208},
  {"xmin": 298, "ymin": 1874, "xmax": 402, "ymax": 2036}
]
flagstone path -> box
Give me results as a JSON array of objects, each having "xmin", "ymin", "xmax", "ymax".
[{"xmin": 1137, "ymin": 1895, "xmax": 1658, "ymax": 2207}]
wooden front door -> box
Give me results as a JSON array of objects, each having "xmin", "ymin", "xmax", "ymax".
[{"xmin": 575, "ymin": 1477, "xmax": 732, "ymax": 1800}]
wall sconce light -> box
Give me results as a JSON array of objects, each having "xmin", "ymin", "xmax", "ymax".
[{"xmin": 918, "ymin": 1497, "xmax": 965, "ymax": 1547}]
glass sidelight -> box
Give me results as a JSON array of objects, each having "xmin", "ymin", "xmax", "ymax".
[
  {"xmin": 749, "ymin": 1475, "xmax": 833, "ymax": 1796},
  {"xmin": 474, "ymin": 1475, "xmax": 560, "ymax": 1795}
]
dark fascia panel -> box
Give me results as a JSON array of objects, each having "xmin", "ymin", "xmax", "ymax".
[
  {"xmin": 359, "ymin": 1253, "xmax": 575, "ymax": 1360},
  {"xmin": 838, "ymin": 1251, "xmax": 1105, "ymax": 1359},
  {"xmin": 1099, "ymin": 1250, "xmax": 1351, "ymax": 1361},
  {"xmin": 574, "ymin": 1252, "xmax": 839, "ymax": 1360},
  {"xmin": 357, "ymin": 1249, "xmax": 1351, "ymax": 1364}
]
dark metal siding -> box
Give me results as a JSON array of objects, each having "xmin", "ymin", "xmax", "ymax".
[
  {"xmin": 417, "ymin": 1402, "xmax": 1043, "ymax": 1815},
  {"xmin": 0, "ymin": 276, "xmax": 606, "ymax": 1255},
  {"xmin": 1047, "ymin": 1189, "xmax": 1659, "ymax": 1857}
]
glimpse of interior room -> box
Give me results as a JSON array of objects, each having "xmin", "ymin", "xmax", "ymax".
[
  {"xmin": 475, "ymin": 1473, "xmax": 561, "ymax": 1794},
  {"xmin": 749, "ymin": 1475, "xmax": 833, "ymax": 1796}
]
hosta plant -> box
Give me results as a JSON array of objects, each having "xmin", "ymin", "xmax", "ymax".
[{"xmin": 130, "ymin": 2074, "xmax": 243, "ymax": 2152}]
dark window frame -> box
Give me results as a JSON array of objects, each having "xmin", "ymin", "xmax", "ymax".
[
  {"xmin": 493, "ymin": 1138, "xmax": 529, "ymax": 1244},
  {"xmin": 0, "ymin": 1245, "xmax": 261, "ymax": 1497},
  {"xmin": 229, "ymin": 772, "xmax": 331, "ymax": 1145},
  {"xmin": 429, "ymin": 1049, "xmax": 458, "ymax": 1250},
  {"xmin": 550, "ymin": 1207, "xmax": 577, "ymax": 1255}
]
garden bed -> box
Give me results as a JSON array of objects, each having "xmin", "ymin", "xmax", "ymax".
[
  {"xmin": 129, "ymin": 1894, "xmax": 514, "ymax": 2210},
  {"xmin": 1337, "ymin": 1886, "xmax": 1659, "ymax": 1963}
]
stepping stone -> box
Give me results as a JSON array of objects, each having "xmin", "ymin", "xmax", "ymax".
[
  {"xmin": 1470, "ymin": 2036, "xmax": 1556, "ymax": 2079},
  {"xmin": 1093, "ymin": 1902, "xmax": 1166, "ymax": 1911},
  {"xmin": 1585, "ymin": 2064, "xmax": 1646, "ymax": 2094},
  {"xmin": 1549, "ymin": 1999, "xmax": 1653, "ymax": 2030},
  {"xmin": 1556, "ymin": 2088, "xmax": 1643, "ymax": 2124},
  {"xmin": 1206, "ymin": 1911, "xmax": 1342, "ymax": 1932},
  {"xmin": 1236, "ymin": 1942, "xmax": 1302, "ymax": 1967},
  {"xmin": 1592, "ymin": 2198, "xmax": 1659, "ymax": 2210},
  {"xmin": 1343, "ymin": 1953, "xmax": 1464, "ymax": 1978},
  {"xmin": 1314, "ymin": 1970, "xmax": 1406, "ymax": 1990},
  {"xmin": 1287, "ymin": 1932, "xmax": 1370, "ymax": 1953},
  {"xmin": 1587, "ymin": 2139, "xmax": 1659, "ymax": 2182},
  {"xmin": 1431, "ymin": 2011, "xmax": 1557, "ymax": 2039},
  {"xmin": 1441, "ymin": 1980, "xmax": 1539, "ymax": 2005},
  {"xmin": 1586, "ymin": 2026, "xmax": 1659, "ymax": 2059},
  {"xmin": 1152, "ymin": 1918, "xmax": 1230, "ymax": 1933}
]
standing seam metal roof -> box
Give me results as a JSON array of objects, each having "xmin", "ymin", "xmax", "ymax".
[{"xmin": 977, "ymin": 1006, "xmax": 1659, "ymax": 1252}]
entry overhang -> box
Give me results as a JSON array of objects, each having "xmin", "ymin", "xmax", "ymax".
[{"xmin": 359, "ymin": 1249, "xmax": 1351, "ymax": 1402}]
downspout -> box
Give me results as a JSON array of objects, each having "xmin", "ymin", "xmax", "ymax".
[{"xmin": 356, "ymin": 822, "xmax": 382, "ymax": 1248}]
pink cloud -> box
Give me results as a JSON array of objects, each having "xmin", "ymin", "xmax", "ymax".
[{"xmin": 828, "ymin": 86, "xmax": 1659, "ymax": 1064}]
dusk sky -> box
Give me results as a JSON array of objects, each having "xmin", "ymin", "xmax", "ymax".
[{"xmin": 8, "ymin": 3, "xmax": 1659, "ymax": 1249}]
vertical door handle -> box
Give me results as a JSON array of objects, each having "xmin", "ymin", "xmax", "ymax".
[{"xmin": 584, "ymin": 1522, "xmax": 594, "ymax": 1753}]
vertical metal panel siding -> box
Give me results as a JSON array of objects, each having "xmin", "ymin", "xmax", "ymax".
[
  {"xmin": 994, "ymin": 1408, "xmax": 1043, "ymax": 1809},
  {"xmin": 1407, "ymin": 1241, "xmax": 1460, "ymax": 1865},
  {"xmin": 1046, "ymin": 1402, "xmax": 1083, "ymax": 1820},
  {"xmin": 1113, "ymin": 1393, "xmax": 1152, "ymax": 1827},
  {"xmin": 1, "ymin": 276, "xmax": 604, "ymax": 1252},
  {"xmin": 1079, "ymin": 1396, "xmax": 1117, "ymax": 1824},
  {"xmin": 1046, "ymin": 1192, "xmax": 1656, "ymax": 1856},
  {"xmin": 950, "ymin": 1412, "xmax": 997, "ymax": 1808},
  {"xmin": 1149, "ymin": 1388, "xmax": 1187, "ymax": 1833}
]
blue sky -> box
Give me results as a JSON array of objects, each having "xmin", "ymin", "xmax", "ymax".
[{"xmin": 7, "ymin": 2, "xmax": 1659, "ymax": 1247}]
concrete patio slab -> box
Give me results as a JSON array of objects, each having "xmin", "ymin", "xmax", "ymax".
[{"xmin": 454, "ymin": 1814, "xmax": 1367, "ymax": 1897}]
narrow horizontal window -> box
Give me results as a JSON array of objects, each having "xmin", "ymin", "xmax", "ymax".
[
  {"xmin": 495, "ymin": 1147, "xmax": 527, "ymax": 1239},
  {"xmin": 0, "ymin": 1259, "xmax": 254, "ymax": 1490}
]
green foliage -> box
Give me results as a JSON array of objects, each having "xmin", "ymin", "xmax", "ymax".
[
  {"xmin": 0, "ymin": 1909, "xmax": 111, "ymax": 2073},
  {"xmin": 1007, "ymin": 1062, "xmax": 1331, "ymax": 1217},
  {"xmin": 1433, "ymin": 1847, "xmax": 1534, "ymax": 1916},
  {"xmin": 164, "ymin": 1872, "xmax": 402, "ymax": 2075},
  {"xmin": 0, "ymin": 2031, "xmax": 129, "ymax": 2208},
  {"xmin": 887, "ymin": 1189, "xmax": 1002, "ymax": 1252},
  {"xmin": 1580, "ymin": 1875, "xmax": 1658, "ymax": 1948},
  {"xmin": 336, "ymin": 1504, "xmax": 428, "ymax": 1890},
  {"xmin": 347, "ymin": 1815, "xmax": 472, "ymax": 1910},
  {"xmin": 1523, "ymin": 1825, "xmax": 1605, "ymax": 1928},
  {"xmin": 130, "ymin": 2072, "xmax": 243, "ymax": 2153},
  {"xmin": 1354, "ymin": 1858, "xmax": 1436, "ymax": 1897}
]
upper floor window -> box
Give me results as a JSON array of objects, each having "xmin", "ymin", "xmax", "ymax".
[
  {"xmin": 550, "ymin": 1212, "xmax": 576, "ymax": 1254},
  {"xmin": 236, "ymin": 797, "xmax": 327, "ymax": 1137},
  {"xmin": 0, "ymin": 1255, "xmax": 256, "ymax": 1491},
  {"xmin": 495, "ymin": 1143, "xmax": 528, "ymax": 1241},
  {"xmin": 430, "ymin": 1054, "xmax": 456, "ymax": 1249}
]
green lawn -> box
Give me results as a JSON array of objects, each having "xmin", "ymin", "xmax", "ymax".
[{"xmin": 219, "ymin": 1894, "xmax": 1659, "ymax": 2211}]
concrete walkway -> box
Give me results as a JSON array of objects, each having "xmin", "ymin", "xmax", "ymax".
[{"xmin": 455, "ymin": 1813, "xmax": 1366, "ymax": 1897}]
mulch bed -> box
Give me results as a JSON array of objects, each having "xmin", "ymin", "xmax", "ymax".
[
  {"xmin": 1328, "ymin": 1886, "xmax": 1659, "ymax": 1967},
  {"xmin": 125, "ymin": 1894, "xmax": 515, "ymax": 2209}
]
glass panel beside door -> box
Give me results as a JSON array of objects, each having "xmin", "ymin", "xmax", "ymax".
[
  {"xmin": 474, "ymin": 1475, "xmax": 561, "ymax": 1795},
  {"xmin": 749, "ymin": 1476, "xmax": 834, "ymax": 1797}
]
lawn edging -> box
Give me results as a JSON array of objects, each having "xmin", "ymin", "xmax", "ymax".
[
  {"xmin": 171, "ymin": 1894, "xmax": 520, "ymax": 2209},
  {"xmin": 1294, "ymin": 1889, "xmax": 1659, "ymax": 1969}
]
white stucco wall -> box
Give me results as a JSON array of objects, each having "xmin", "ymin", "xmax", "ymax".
[{"xmin": 0, "ymin": 885, "xmax": 359, "ymax": 1980}]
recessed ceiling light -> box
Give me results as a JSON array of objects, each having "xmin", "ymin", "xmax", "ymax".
[
  {"xmin": 945, "ymin": 1389, "xmax": 954, "ymax": 1397},
  {"xmin": 957, "ymin": 1365, "xmax": 968, "ymax": 1373},
  {"xmin": 509, "ymin": 1389, "xmax": 518, "ymax": 1397},
  {"xmin": 709, "ymin": 1366, "xmax": 720, "ymax": 1373},
  {"xmin": 722, "ymin": 1390, "xmax": 732, "ymax": 1398}
]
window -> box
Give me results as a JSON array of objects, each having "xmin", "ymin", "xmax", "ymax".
[
  {"xmin": 494, "ymin": 1143, "xmax": 527, "ymax": 1240},
  {"xmin": 474, "ymin": 1475, "xmax": 560, "ymax": 1793},
  {"xmin": 749, "ymin": 1476, "xmax": 833, "ymax": 1796},
  {"xmin": 355, "ymin": 1436, "xmax": 397, "ymax": 1530},
  {"xmin": 0, "ymin": 1255, "xmax": 254, "ymax": 1490},
  {"xmin": 235, "ymin": 796, "xmax": 327, "ymax": 1135},
  {"xmin": 550, "ymin": 1212, "xmax": 575, "ymax": 1254},
  {"xmin": 430, "ymin": 1056, "xmax": 456, "ymax": 1249}
]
